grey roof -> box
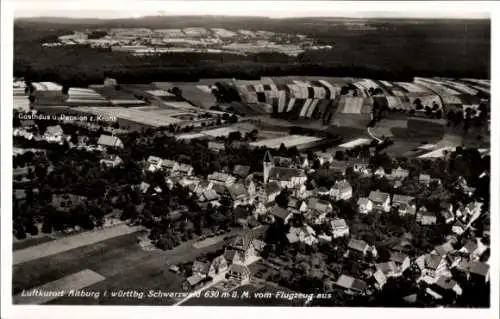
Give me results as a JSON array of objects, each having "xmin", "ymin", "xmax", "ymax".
[
  {"xmin": 265, "ymin": 181, "xmax": 282, "ymax": 194},
  {"xmin": 268, "ymin": 167, "xmax": 306, "ymax": 181},
  {"xmin": 425, "ymin": 254, "xmax": 443, "ymax": 270},
  {"xmin": 436, "ymin": 277, "xmax": 459, "ymax": 290},
  {"xmin": 376, "ymin": 261, "xmax": 397, "ymax": 275},
  {"xmin": 434, "ymin": 242, "xmax": 455, "ymax": 256},
  {"xmin": 369, "ymin": 190, "xmax": 390, "ymax": 203},
  {"xmin": 468, "ymin": 261, "xmax": 489, "ymax": 277},
  {"xmin": 348, "ymin": 238, "xmax": 369, "ymax": 252},
  {"xmin": 389, "ymin": 251, "xmax": 409, "ymax": 264},
  {"xmin": 233, "ymin": 165, "xmax": 250, "ymax": 177},
  {"xmin": 332, "ymin": 180, "xmax": 352, "ymax": 191},
  {"xmin": 336, "ymin": 274, "xmax": 355, "ymax": 289},
  {"xmin": 97, "ymin": 134, "xmax": 122, "ymax": 147},
  {"xmin": 392, "ymin": 194, "xmax": 415, "ymax": 205},
  {"xmin": 228, "ymin": 264, "xmax": 251, "ymax": 276},
  {"xmin": 227, "ymin": 183, "xmax": 248, "ymax": 200},
  {"xmin": 192, "ymin": 261, "xmax": 210, "ymax": 275},
  {"xmin": 357, "ymin": 197, "xmax": 370, "ymax": 205},
  {"xmin": 270, "ymin": 205, "xmax": 289, "ymax": 219},
  {"xmin": 45, "ymin": 125, "xmax": 63, "ymax": 135}
]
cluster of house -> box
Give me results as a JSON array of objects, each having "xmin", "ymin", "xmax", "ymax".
[
  {"xmin": 332, "ymin": 231, "xmax": 490, "ymax": 303},
  {"xmin": 179, "ymin": 231, "xmax": 264, "ymax": 290},
  {"xmin": 358, "ymin": 189, "xmax": 483, "ymax": 231},
  {"xmin": 14, "ymin": 122, "xmax": 67, "ymax": 145}
]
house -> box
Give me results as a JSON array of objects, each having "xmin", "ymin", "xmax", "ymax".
[
  {"xmin": 97, "ymin": 134, "xmax": 124, "ymax": 149},
  {"xmin": 227, "ymin": 183, "xmax": 249, "ymax": 205},
  {"xmin": 244, "ymin": 178, "xmax": 256, "ymax": 197},
  {"xmin": 357, "ymin": 197, "xmax": 373, "ymax": 214},
  {"xmin": 347, "ymin": 238, "xmax": 377, "ymax": 259},
  {"xmin": 294, "ymin": 154, "xmax": 310, "ymax": 169},
  {"xmin": 416, "ymin": 254, "xmax": 448, "ymax": 278},
  {"xmin": 392, "ymin": 194, "xmax": 416, "ymax": 216},
  {"xmin": 331, "ymin": 218, "xmax": 349, "ymax": 238},
  {"xmin": 419, "ymin": 174, "xmax": 432, "ymax": 185},
  {"xmin": 451, "ymin": 221, "xmax": 467, "ymax": 235},
  {"xmin": 224, "ymin": 232, "xmax": 256, "ymax": 265},
  {"xmin": 193, "ymin": 180, "xmax": 213, "ymax": 195},
  {"xmin": 100, "ymin": 155, "xmax": 123, "ymax": 167},
  {"xmin": 464, "ymin": 201, "xmax": 483, "ymax": 222},
  {"xmin": 146, "ymin": 156, "xmax": 163, "ymax": 171},
  {"xmin": 308, "ymin": 197, "xmax": 333, "ymax": 214},
  {"xmin": 199, "ymin": 189, "xmax": 220, "ymax": 203},
  {"xmin": 389, "ymin": 251, "xmax": 411, "ymax": 275},
  {"xmin": 269, "ymin": 204, "xmax": 291, "ymax": 223},
  {"xmin": 192, "ymin": 261, "xmax": 210, "ymax": 278},
  {"xmin": 374, "ymin": 167, "xmax": 386, "ymax": 178},
  {"xmin": 207, "ymin": 172, "xmax": 236, "ymax": 186},
  {"xmin": 336, "ymin": 274, "xmax": 368, "ymax": 295},
  {"xmin": 433, "ymin": 242, "xmax": 455, "ymax": 257},
  {"xmin": 287, "ymin": 225, "xmax": 317, "ymax": 246},
  {"xmin": 160, "ymin": 159, "xmax": 179, "ymax": 172},
  {"xmin": 183, "ymin": 274, "xmax": 209, "ymax": 290},
  {"xmin": 370, "ymin": 269, "xmax": 387, "ymax": 290},
  {"xmin": 273, "ymin": 156, "xmax": 294, "ymax": 167},
  {"xmin": 208, "ymin": 255, "xmax": 228, "ymax": 278},
  {"xmin": 368, "ymin": 191, "xmax": 391, "ymax": 212},
  {"xmin": 288, "ymin": 198, "xmax": 308, "ymax": 213},
  {"xmin": 233, "ymin": 165, "xmax": 250, "ymax": 178},
  {"xmin": 390, "ymin": 166, "xmax": 409, "ymax": 180},
  {"xmin": 353, "ymin": 163, "xmax": 372, "ymax": 176},
  {"xmin": 208, "ymin": 141, "xmax": 226, "ymax": 152},
  {"xmin": 268, "ymin": 167, "xmax": 307, "ymax": 189},
  {"xmin": 226, "ymin": 264, "xmax": 251, "ymax": 285},
  {"xmin": 314, "ymin": 152, "xmax": 334, "ymax": 166},
  {"xmin": 434, "ymin": 276, "xmax": 463, "ymax": 296},
  {"xmin": 330, "ymin": 180, "xmax": 353, "ymax": 200},
  {"xmin": 138, "ymin": 182, "xmax": 150, "ymax": 194},
  {"xmin": 416, "ymin": 207, "xmax": 437, "ymax": 225},
  {"xmin": 176, "ymin": 163, "xmax": 194, "ymax": 176},
  {"xmin": 43, "ymin": 125, "xmax": 65, "ymax": 143},
  {"xmin": 265, "ymin": 181, "xmax": 282, "ymax": 203},
  {"xmin": 375, "ymin": 261, "xmax": 398, "ymax": 278},
  {"xmin": 468, "ymin": 261, "xmax": 490, "ymax": 282},
  {"xmin": 459, "ymin": 238, "xmax": 488, "ymax": 261}
]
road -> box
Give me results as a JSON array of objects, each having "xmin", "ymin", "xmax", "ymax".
[{"xmin": 367, "ymin": 127, "xmax": 383, "ymax": 143}]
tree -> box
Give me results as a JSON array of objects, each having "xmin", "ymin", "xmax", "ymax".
[{"xmin": 335, "ymin": 150, "xmax": 345, "ymax": 161}]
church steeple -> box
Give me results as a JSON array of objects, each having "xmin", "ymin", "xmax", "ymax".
[{"xmin": 263, "ymin": 150, "xmax": 274, "ymax": 184}]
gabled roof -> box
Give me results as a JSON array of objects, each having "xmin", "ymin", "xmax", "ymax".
[
  {"xmin": 268, "ymin": 167, "xmax": 306, "ymax": 181},
  {"xmin": 147, "ymin": 155, "xmax": 162, "ymax": 164},
  {"xmin": 332, "ymin": 180, "xmax": 352, "ymax": 191},
  {"xmin": 331, "ymin": 218, "xmax": 348, "ymax": 230},
  {"xmin": 389, "ymin": 251, "xmax": 409, "ymax": 264},
  {"xmin": 45, "ymin": 125, "xmax": 63, "ymax": 135},
  {"xmin": 348, "ymin": 238, "xmax": 369, "ymax": 252},
  {"xmin": 161, "ymin": 159, "xmax": 178, "ymax": 169},
  {"xmin": 372, "ymin": 269, "xmax": 387, "ymax": 285},
  {"xmin": 202, "ymin": 189, "xmax": 220, "ymax": 201},
  {"xmin": 376, "ymin": 261, "xmax": 397, "ymax": 275},
  {"xmin": 265, "ymin": 181, "xmax": 282, "ymax": 194},
  {"xmin": 392, "ymin": 194, "xmax": 415, "ymax": 205},
  {"xmin": 435, "ymin": 276, "xmax": 459, "ymax": 291},
  {"xmin": 97, "ymin": 134, "xmax": 122, "ymax": 147},
  {"xmin": 270, "ymin": 205, "xmax": 289, "ymax": 220},
  {"xmin": 468, "ymin": 261, "xmax": 489, "ymax": 277},
  {"xmin": 227, "ymin": 183, "xmax": 248, "ymax": 200},
  {"xmin": 233, "ymin": 165, "xmax": 250, "ymax": 177},
  {"xmin": 336, "ymin": 274, "xmax": 355, "ymax": 289},
  {"xmin": 229, "ymin": 231, "xmax": 254, "ymax": 251},
  {"xmin": 357, "ymin": 197, "xmax": 370, "ymax": 206},
  {"xmin": 369, "ymin": 190, "xmax": 390, "ymax": 203},
  {"xmin": 210, "ymin": 255, "xmax": 227, "ymax": 270},
  {"xmin": 434, "ymin": 242, "xmax": 455, "ymax": 257},
  {"xmin": 425, "ymin": 254, "xmax": 443, "ymax": 270},
  {"xmin": 192, "ymin": 261, "xmax": 210, "ymax": 275}
]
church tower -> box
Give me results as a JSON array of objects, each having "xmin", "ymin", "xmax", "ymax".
[{"xmin": 263, "ymin": 150, "xmax": 274, "ymax": 184}]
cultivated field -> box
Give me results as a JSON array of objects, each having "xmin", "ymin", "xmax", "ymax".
[{"xmin": 13, "ymin": 224, "xmax": 144, "ymax": 265}]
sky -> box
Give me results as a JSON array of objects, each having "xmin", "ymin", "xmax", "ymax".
[{"xmin": 14, "ymin": 1, "xmax": 491, "ymax": 19}]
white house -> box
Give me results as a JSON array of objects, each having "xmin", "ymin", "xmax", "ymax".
[
  {"xmin": 100, "ymin": 155, "xmax": 123, "ymax": 168},
  {"xmin": 208, "ymin": 172, "xmax": 236, "ymax": 187},
  {"xmin": 368, "ymin": 191, "xmax": 391, "ymax": 212},
  {"xmin": 97, "ymin": 134, "xmax": 124, "ymax": 149},
  {"xmin": 146, "ymin": 156, "xmax": 163, "ymax": 172},
  {"xmin": 268, "ymin": 167, "xmax": 307, "ymax": 189},
  {"xmin": 330, "ymin": 180, "xmax": 353, "ymax": 200},
  {"xmin": 331, "ymin": 218, "xmax": 350, "ymax": 238},
  {"xmin": 43, "ymin": 125, "xmax": 65, "ymax": 144},
  {"xmin": 357, "ymin": 197, "xmax": 373, "ymax": 214}
]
